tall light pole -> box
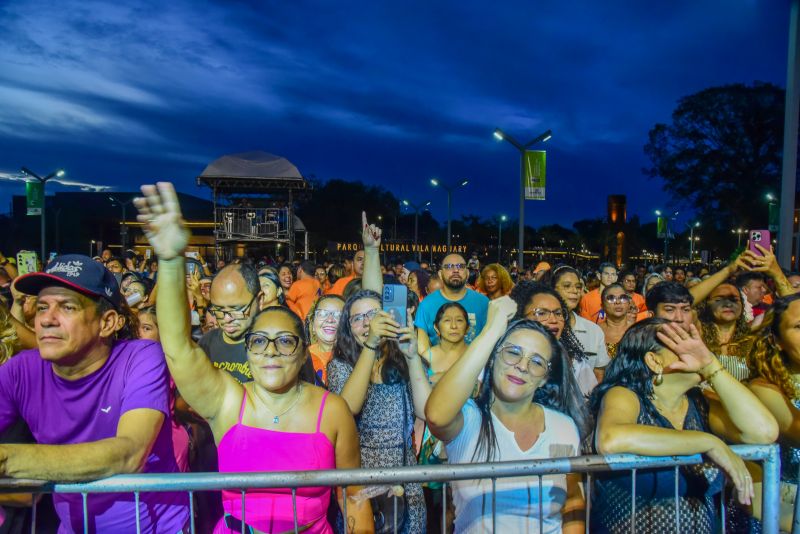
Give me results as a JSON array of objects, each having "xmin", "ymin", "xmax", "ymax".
[
  {"xmin": 493, "ymin": 127, "xmax": 552, "ymax": 270},
  {"xmin": 497, "ymin": 214, "xmax": 507, "ymax": 262},
  {"xmin": 108, "ymin": 195, "xmax": 136, "ymax": 251},
  {"xmin": 20, "ymin": 166, "xmax": 65, "ymax": 262},
  {"xmin": 687, "ymin": 221, "xmax": 700, "ymax": 261},
  {"xmin": 402, "ymin": 199, "xmax": 431, "ymax": 260},
  {"xmin": 732, "ymin": 228, "xmax": 746, "ymax": 248},
  {"xmin": 430, "ymin": 178, "xmax": 468, "ymax": 251}
]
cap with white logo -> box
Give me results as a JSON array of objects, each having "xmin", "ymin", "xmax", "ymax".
[{"xmin": 15, "ymin": 254, "xmax": 122, "ymax": 309}]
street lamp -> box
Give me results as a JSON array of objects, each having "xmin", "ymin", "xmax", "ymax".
[
  {"xmin": 493, "ymin": 127, "xmax": 552, "ymax": 269},
  {"xmin": 654, "ymin": 209, "xmax": 679, "ymax": 263},
  {"xmin": 108, "ymin": 195, "xmax": 137, "ymax": 251},
  {"xmin": 430, "ymin": 177, "xmax": 469, "ymax": 250},
  {"xmin": 687, "ymin": 222, "xmax": 700, "ymax": 261},
  {"xmin": 766, "ymin": 192, "xmax": 778, "ymax": 233},
  {"xmin": 402, "ymin": 199, "xmax": 432, "ymax": 261},
  {"xmin": 731, "ymin": 228, "xmax": 746, "ymax": 248},
  {"xmin": 497, "ymin": 215, "xmax": 507, "ymax": 262},
  {"xmin": 20, "ymin": 166, "xmax": 65, "ymax": 262}
]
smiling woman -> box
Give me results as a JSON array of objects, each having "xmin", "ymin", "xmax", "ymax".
[{"xmin": 134, "ymin": 182, "xmax": 373, "ymax": 534}]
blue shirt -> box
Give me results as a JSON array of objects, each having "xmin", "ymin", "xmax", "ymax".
[{"xmin": 414, "ymin": 288, "xmax": 489, "ymax": 345}]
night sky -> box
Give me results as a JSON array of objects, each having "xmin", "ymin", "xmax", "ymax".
[{"xmin": 0, "ymin": 0, "xmax": 790, "ymax": 230}]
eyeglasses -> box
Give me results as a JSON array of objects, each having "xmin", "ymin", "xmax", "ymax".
[
  {"xmin": 244, "ymin": 332, "xmax": 301, "ymax": 356},
  {"xmin": 527, "ymin": 307, "xmax": 565, "ymax": 321},
  {"xmin": 442, "ymin": 263, "xmax": 467, "ymax": 270},
  {"xmin": 315, "ymin": 309, "xmax": 342, "ymax": 322},
  {"xmin": 498, "ymin": 343, "xmax": 550, "ymax": 376},
  {"xmin": 604, "ymin": 294, "xmax": 632, "ymax": 304},
  {"xmin": 349, "ymin": 308, "xmax": 379, "ymax": 327},
  {"xmin": 208, "ymin": 294, "xmax": 259, "ymax": 320}
]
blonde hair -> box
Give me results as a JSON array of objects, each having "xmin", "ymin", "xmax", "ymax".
[
  {"xmin": 748, "ymin": 298, "xmax": 800, "ymax": 399},
  {"xmin": 0, "ymin": 303, "xmax": 19, "ymax": 366},
  {"xmin": 476, "ymin": 264, "xmax": 513, "ymax": 296}
]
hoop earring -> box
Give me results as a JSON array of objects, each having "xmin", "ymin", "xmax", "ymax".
[{"xmin": 653, "ymin": 368, "xmax": 663, "ymax": 386}]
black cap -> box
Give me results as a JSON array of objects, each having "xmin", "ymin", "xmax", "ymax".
[{"xmin": 15, "ymin": 254, "xmax": 122, "ymax": 309}]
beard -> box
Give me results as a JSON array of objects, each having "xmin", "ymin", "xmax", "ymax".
[{"xmin": 444, "ymin": 276, "xmax": 466, "ymax": 291}]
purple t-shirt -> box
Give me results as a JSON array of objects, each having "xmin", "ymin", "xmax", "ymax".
[{"xmin": 0, "ymin": 339, "xmax": 189, "ymax": 533}]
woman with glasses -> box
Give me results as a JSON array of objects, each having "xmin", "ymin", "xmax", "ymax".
[
  {"xmin": 134, "ymin": 183, "xmax": 373, "ymax": 534},
  {"xmin": 511, "ymin": 281, "xmax": 598, "ymax": 397},
  {"xmin": 327, "ymin": 213, "xmax": 431, "ymax": 533},
  {"xmin": 305, "ymin": 294, "xmax": 345, "ymax": 385},
  {"xmin": 426, "ymin": 296, "xmax": 590, "ymax": 533},
  {"xmin": 599, "ymin": 283, "xmax": 633, "ymax": 358},
  {"xmin": 591, "ymin": 319, "xmax": 777, "ymax": 533},
  {"xmin": 552, "ymin": 266, "xmax": 610, "ymax": 385}
]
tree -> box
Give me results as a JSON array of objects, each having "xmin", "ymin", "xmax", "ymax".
[{"xmin": 644, "ymin": 82, "xmax": 787, "ymax": 230}]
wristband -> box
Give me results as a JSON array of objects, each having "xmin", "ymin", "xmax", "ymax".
[
  {"xmin": 700, "ymin": 361, "xmax": 723, "ymax": 381},
  {"xmin": 364, "ymin": 341, "xmax": 379, "ymax": 351},
  {"xmin": 704, "ymin": 366, "xmax": 725, "ymax": 382}
]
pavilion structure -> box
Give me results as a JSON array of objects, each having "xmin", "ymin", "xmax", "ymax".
[{"xmin": 197, "ymin": 151, "xmax": 312, "ymax": 261}]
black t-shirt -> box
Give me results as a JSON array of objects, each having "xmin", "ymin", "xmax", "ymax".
[{"xmin": 198, "ymin": 329, "xmax": 252, "ymax": 383}]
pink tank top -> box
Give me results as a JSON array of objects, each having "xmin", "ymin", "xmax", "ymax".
[{"xmin": 214, "ymin": 390, "xmax": 336, "ymax": 534}]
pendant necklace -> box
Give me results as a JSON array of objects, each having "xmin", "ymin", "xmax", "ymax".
[{"xmin": 262, "ymin": 384, "xmax": 304, "ymax": 424}]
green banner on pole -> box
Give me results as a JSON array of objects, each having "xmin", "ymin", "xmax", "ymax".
[
  {"xmin": 769, "ymin": 202, "xmax": 779, "ymax": 232},
  {"xmin": 523, "ymin": 150, "xmax": 546, "ymax": 200},
  {"xmin": 26, "ymin": 181, "xmax": 42, "ymax": 216},
  {"xmin": 656, "ymin": 216, "xmax": 667, "ymax": 239}
]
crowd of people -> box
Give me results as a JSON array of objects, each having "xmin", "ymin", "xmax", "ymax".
[{"xmin": 0, "ymin": 181, "xmax": 798, "ymax": 532}]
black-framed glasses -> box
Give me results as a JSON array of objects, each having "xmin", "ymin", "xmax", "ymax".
[
  {"xmin": 527, "ymin": 307, "xmax": 565, "ymax": 321},
  {"xmin": 349, "ymin": 308, "xmax": 379, "ymax": 327},
  {"xmin": 244, "ymin": 332, "xmax": 301, "ymax": 356},
  {"xmin": 208, "ymin": 294, "xmax": 259, "ymax": 320},
  {"xmin": 498, "ymin": 343, "xmax": 550, "ymax": 376},
  {"xmin": 442, "ymin": 263, "xmax": 467, "ymax": 270},
  {"xmin": 315, "ymin": 309, "xmax": 342, "ymax": 322},
  {"xmin": 604, "ymin": 294, "xmax": 632, "ymax": 304}
]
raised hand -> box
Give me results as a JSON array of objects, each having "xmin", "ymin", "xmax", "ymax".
[
  {"xmin": 656, "ymin": 322, "xmax": 715, "ymax": 373},
  {"xmin": 739, "ymin": 243, "xmax": 778, "ymax": 274},
  {"xmin": 361, "ymin": 211, "xmax": 382, "ymax": 248},
  {"xmin": 486, "ymin": 295, "xmax": 517, "ymax": 330},
  {"xmin": 397, "ymin": 308, "xmax": 419, "ymax": 360},
  {"xmin": 366, "ymin": 310, "xmax": 400, "ymax": 347},
  {"xmin": 134, "ymin": 183, "xmax": 190, "ymax": 261}
]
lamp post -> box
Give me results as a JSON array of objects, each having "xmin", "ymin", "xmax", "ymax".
[
  {"xmin": 20, "ymin": 166, "xmax": 65, "ymax": 262},
  {"xmin": 732, "ymin": 228, "xmax": 746, "ymax": 248},
  {"xmin": 90, "ymin": 240, "xmax": 96, "ymax": 257},
  {"xmin": 402, "ymin": 199, "xmax": 431, "ymax": 261},
  {"xmin": 493, "ymin": 127, "xmax": 552, "ymax": 270},
  {"xmin": 108, "ymin": 195, "xmax": 136, "ymax": 251},
  {"xmin": 497, "ymin": 215, "xmax": 507, "ymax": 262},
  {"xmin": 687, "ymin": 222, "xmax": 700, "ymax": 261},
  {"xmin": 430, "ymin": 178, "xmax": 468, "ymax": 251},
  {"xmin": 655, "ymin": 209, "xmax": 679, "ymax": 263}
]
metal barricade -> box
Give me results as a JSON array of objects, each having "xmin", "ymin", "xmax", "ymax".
[{"xmin": 0, "ymin": 444, "xmax": 781, "ymax": 534}]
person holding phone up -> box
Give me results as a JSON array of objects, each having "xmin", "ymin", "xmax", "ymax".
[{"xmin": 327, "ymin": 212, "xmax": 431, "ymax": 533}]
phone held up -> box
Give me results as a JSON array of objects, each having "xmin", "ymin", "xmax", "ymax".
[
  {"xmin": 748, "ymin": 229, "xmax": 771, "ymax": 257},
  {"xmin": 382, "ymin": 284, "xmax": 409, "ymax": 349}
]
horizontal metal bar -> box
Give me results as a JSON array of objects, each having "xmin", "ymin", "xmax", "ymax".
[{"xmin": 0, "ymin": 445, "xmax": 776, "ymax": 495}]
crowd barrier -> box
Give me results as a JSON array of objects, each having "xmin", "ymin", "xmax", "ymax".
[{"xmin": 0, "ymin": 444, "xmax": 783, "ymax": 534}]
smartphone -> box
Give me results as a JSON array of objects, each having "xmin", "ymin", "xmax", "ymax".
[
  {"xmin": 16, "ymin": 251, "xmax": 38, "ymax": 275},
  {"xmin": 186, "ymin": 251, "xmax": 199, "ymax": 260},
  {"xmin": 382, "ymin": 284, "xmax": 408, "ymax": 327},
  {"xmin": 748, "ymin": 229, "xmax": 771, "ymax": 256}
]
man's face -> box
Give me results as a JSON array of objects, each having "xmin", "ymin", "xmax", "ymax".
[
  {"xmin": 209, "ymin": 271, "xmax": 260, "ymax": 341},
  {"xmin": 315, "ymin": 267, "xmax": 327, "ymax": 284},
  {"xmin": 674, "ymin": 269, "xmax": 686, "ymax": 284},
  {"xmin": 105, "ymin": 259, "xmax": 124, "ymax": 273},
  {"xmin": 662, "ymin": 267, "xmax": 673, "ymax": 281},
  {"xmin": 35, "ymin": 287, "xmax": 112, "ymax": 364},
  {"xmin": 353, "ymin": 251, "xmax": 365, "ymax": 277},
  {"xmin": 439, "ymin": 255, "xmax": 467, "ymax": 290},
  {"xmin": 654, "ymin": 301, "xmax": 694, "ymax": 331},
  {"xmin": 600, "ymin": 267, "xmax": 618, "ymax": 287},
  {"xmin": 101, "ymin": 249, "xmax": 112, "ymax": 261},
  {"xmin": 394, "ymin": 264, "xmax": 404, "ymax": 278},
  {"xmin": 743, "ymin": 279, "xmax": 769, "ymax": 306},
  {"xmin": 420, "ymin": 262, "xmax": 429, "ymax": 271},
  {"xmin": 621, "ymin": 274, "xmax": 637, "ymax": 293}
]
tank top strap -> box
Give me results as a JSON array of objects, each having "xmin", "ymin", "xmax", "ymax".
[
  {"xmin": 238, "ymin": 388, "xmax": 248, "ymax": 424},
  {"xmin": 316, "ymin": 391, "xmax": 330, "ymax": 433}
]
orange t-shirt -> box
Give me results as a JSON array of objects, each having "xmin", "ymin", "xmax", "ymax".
[
  {"xmin": 326, "ymin": 275, "xmax": 355, "ymax": 296},
  {"xmin": 631, "ymin": 292, "xmax": 646, "ymax": 312},
  {"xmin": 578, "ymin": 289, "xmax": 602, "ymax": 321},
  {"xmin": 309, "ymin": 344, "xmax": 333, "ymax": 385},
  {"xmin": 286, "ymin": 277, "xmax": 321, "ymax": 320}
]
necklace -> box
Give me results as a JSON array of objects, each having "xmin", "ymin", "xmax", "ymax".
[{"xmin": 258, "ymin": 384, "xmax": 304, "ymax": 424}]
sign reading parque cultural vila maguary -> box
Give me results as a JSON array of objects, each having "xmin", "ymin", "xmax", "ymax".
[{"xmin": 330, "ymin": 242, "xmax": 468, "ymax": 254}]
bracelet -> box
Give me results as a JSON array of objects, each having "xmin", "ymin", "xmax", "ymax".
[
  {"xmin": 704, "ymin": 366, "xmax": 725, "ymax": 382},
  {"xmin": 363, "ymin": 341, "xmax": 379, "ymax": 351}
]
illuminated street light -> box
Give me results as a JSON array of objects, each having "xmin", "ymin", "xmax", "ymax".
[
  {"xmin": 20, "ymin": 166, "xmax": 66, "ymax": 261},
  {"xmin": 497, "ymin": 214, "xmax": 507, "ymax": 262},
  {"xmin": 430, "ymin": 178, "xmax": 469, "ymax": 250},
  {"xmin": 403, "ymin": 199, "xmax": 432, "ymax": 260},
  {"xmin": 494, "ymin": 127, "xmax": 552, "ymax": 269}
]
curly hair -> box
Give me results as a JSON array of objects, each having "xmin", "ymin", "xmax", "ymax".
[
  {"xmin": 748, "ymin": 294, "xmax": 800, "ymax": 399},
  {"xmin": 476, "ymin": 264, "xmax": 514, "ymax": 297},
  {"xmin": 697, "ymin": 283, "xmax": 753, "ymax": 358},
  {"xmin": 509, "ymin": 281, "xmax": 587, "ymax": 362},
  {"xmin": 303, "ymin": 294, "xmax": 345, "ymax": 345},
  {"xmin": 473, "ymin": 319, "xmax": 591, "ymax": 461},
  {"xmin": 0, "ymin": 302, "xmax": 19, "ymax": 365}
]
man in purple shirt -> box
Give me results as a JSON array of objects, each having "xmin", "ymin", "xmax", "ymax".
[{"xmin": 0, "ymin": 254, "xmax": 188, "ymax": 533}]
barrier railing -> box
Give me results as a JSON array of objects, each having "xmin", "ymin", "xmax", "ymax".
[{"xmin": 0, "ymin": 444, "xmax": 781, "ymax": 534}]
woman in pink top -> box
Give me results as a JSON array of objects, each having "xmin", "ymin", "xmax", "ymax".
[{"xmin": 135, "ymin": 182, "xmax": 374, "ymax": 533}]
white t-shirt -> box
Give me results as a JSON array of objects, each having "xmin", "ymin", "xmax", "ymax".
[
  {"xmin": 571, "ymin": 313, "xmax": 611, "ymax": 369},
  {"xmin": 445, "ymin": 400, "xmax": 581, "ymax": 533}
]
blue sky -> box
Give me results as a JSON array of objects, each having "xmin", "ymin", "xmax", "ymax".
[{"xmin": 0, "ymin": 0, "xmax": 790, "ymax": 229}]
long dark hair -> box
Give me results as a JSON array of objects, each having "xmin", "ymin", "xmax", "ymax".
[
  {"xmin": 331, "ymin": 289, "xmax": 409, "ymax": 384},
  {"xmin": 473, "ymin": 320, "xmax": 591, "ymax": 461},
  {"xmin": 509, "ymin": 281, "xmax": 588, "ymax": 362},
  {"xmin": 589, "ymin": 318, "xmax": 669, "ymax": 418}
]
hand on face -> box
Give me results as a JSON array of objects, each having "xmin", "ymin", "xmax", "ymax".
[{"xmin": 656, "ymin": 322, "xmax": 715, "ymax": 373}]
